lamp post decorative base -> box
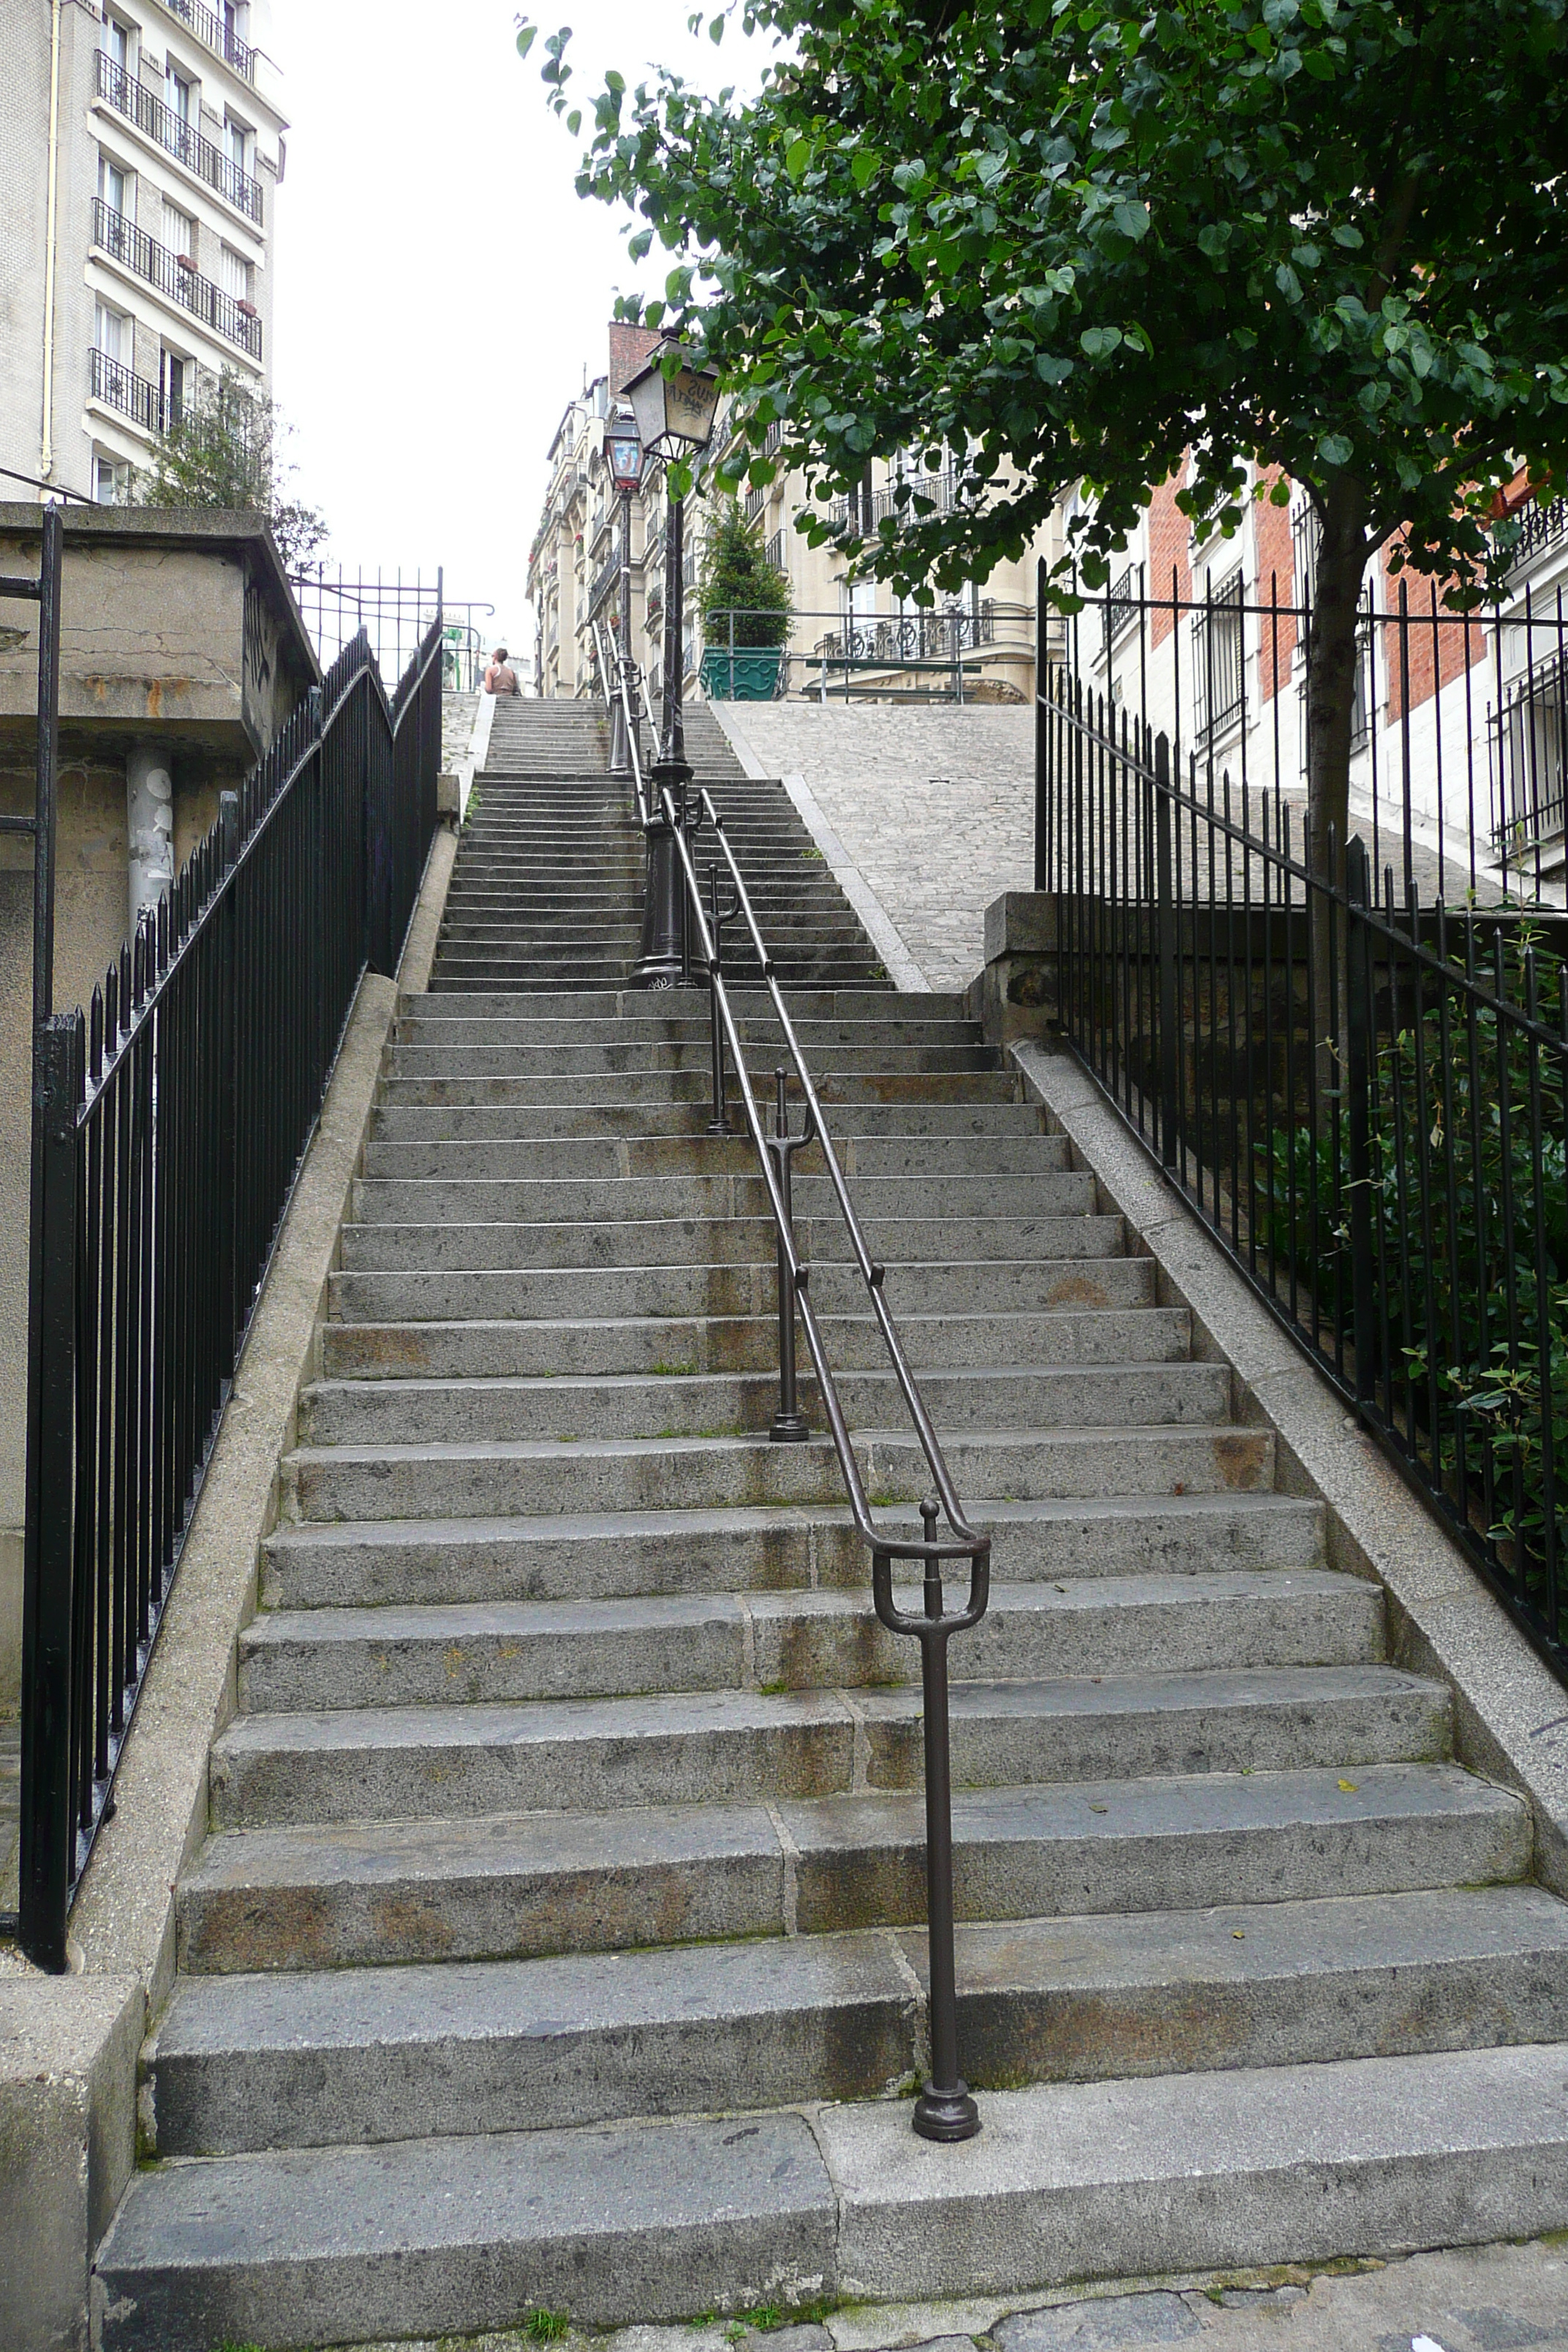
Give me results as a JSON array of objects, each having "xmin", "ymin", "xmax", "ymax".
[
  {"xmin": 913, "ymin": 2081, "xmax": 981, "ymax": 2143},
  {"xmin": 633, "ymin": 759, "xmax": 693, "ymax": 990}
]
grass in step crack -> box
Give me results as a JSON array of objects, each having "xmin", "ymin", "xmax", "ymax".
[
  {"xmin": 527, "ymin": 2310, "xmax": 571, "ymax": 2343},
  {"xmin": 649, "ymin": 1361, "xmax": 697, "ymax": 1376}
]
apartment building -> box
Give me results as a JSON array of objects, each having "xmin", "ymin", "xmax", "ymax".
[
  {"xmin": 1, "ymin": 0, "xmax": 287, "ymax": 504},
  {"xmin": 529, "ymin": 325, "xmax": 1062, "ymax": 707}
]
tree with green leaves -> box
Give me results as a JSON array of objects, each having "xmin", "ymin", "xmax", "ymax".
[
  {"xmin": 699, "ymin": 498, "xmax": 794, "ymax": 647},
  {"xmin": 521, "ymin": 0, "xmax": 1568, "ymax": 861},
  {"xmin": 135, "ymin": 368, "xmax": 327, "ymax": 572}
]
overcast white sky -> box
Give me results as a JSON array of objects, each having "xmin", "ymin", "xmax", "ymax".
[{"xmin": 267, "ymin": 1, "xmax": 764, "ymax": 659}]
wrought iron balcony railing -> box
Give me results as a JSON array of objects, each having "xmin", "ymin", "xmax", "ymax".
[
  {"xmin": 765, "ymin": 529, "xmax": 785, "ymax": 571},
  {"xmin": 91, "ymin": 200, "xmax": 262, "ymax": 358},
  {"xmin": 1507, "ymin": 495, "xmax": 1568, "ymax": 573},
  {"xmin": 88, "ymin": 345, "xmax": 167, "ymax": 436},
  {"xmin": 157, "ymin": 0, "xmax": 256, "ymax": 80},
  {"xmin": 94, "ymin": 51, "xmax": 263, "ymax": 225}
]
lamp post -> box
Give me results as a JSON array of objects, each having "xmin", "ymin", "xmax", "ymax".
[
  {"xmin": 622, "ymin": 338, "xmax": 721, "ymax": 988},
  {"xmin": 603, "ymin": 406, "xmax": 647, "ymax": 779}
]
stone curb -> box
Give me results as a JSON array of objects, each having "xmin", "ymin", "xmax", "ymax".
[
  {"xmin": 704, "ymin": 704, "xmax": 930, "ymax": 992},
  {"xmin": 0, "ymin": 823, "xmax": 458, "ymax": 2352},
  {"xmin": 1011, "ymin": 1033, "xmax": 1568, "ymax": 1900}
]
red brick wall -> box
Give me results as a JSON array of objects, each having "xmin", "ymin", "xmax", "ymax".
[
  {"xmin": 608, "ymin": 323, "xmax": 664, "ymax": 398},
  {"xmin": 1379, "ymin": 536, "xmax": 1488, "ymax": 720},
  {"xmin": 1253, "ymin": 467, "xmax": 1296, "ymax": 704},
  {"xmin": 1147, "ymin": 461, "xmax": 1191, "ymax": 649}
]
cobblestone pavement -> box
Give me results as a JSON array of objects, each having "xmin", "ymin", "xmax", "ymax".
[
  {"xmin": 337, "ymin": 2237, "xmax": 1568, "ymax": 2352},
  {"xmin": 715, "ymin": 704, "xmax": 1036, "ymax": 993}
]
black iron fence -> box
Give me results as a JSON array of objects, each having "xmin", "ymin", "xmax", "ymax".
[
  {"xmin": 19, "ymin": 620, "xmax": 442, "ymax": 1970},
  {"xmin": 287, "ymin": 567, "xmax": 497, "ymax": 693},
  {"xmin": 1039, "ymin": 580, "xmax": 1568, "ymax": 1689}
]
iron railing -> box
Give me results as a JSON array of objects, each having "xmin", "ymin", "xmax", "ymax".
[
  {"xmin": 88, "ymin": 346, "xmax": 166, "ymax": 435},
  {"xmin": 157, "ymin": 0, "xmax": 256, "ymax": 80},
  {"xmin": 94, "ymin": 51, "xmax": 264, "ymax": 224},
  {"xmin": 1066, "ymin": 570, "xmax": 1568, "ymax": 910},
  {"xmin": 1039, "ymin": 579, "xmax": 1568, "ymax": 1690},
  {"xmin": 700, "ymin": 601, "xmax": 1036, "ymax": 704},
  {"xmin": 1508, "ymin": 496, "xmax": 1568, "ymax": 573},
  {"xmin": 611, "ymin": 674, "xmax": 991, "ymax": 2138},
  {"xmin": 18, "ymin": 619, "xmax": 443, "ymax": 1970},
  {"xmin": 287, "ymin": 566, "xmax": 497, "ymax": 692},
  {"xmin": 91, "ymin": 199, "xmax": 262, "ymax": 358}
]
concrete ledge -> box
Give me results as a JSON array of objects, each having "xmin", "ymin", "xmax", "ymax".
[
  {"xmin": 1010, "ymin": 1032, "xmax": 1568, "ymax": 1901},
  {"xmin": 0, "ymin": 823, "xmax": 457, "ymax": 2349}
]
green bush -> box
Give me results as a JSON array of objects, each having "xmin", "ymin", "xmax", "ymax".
[
  {"xmin": 1254, "ymin": 927, "xmax": 1568, "ymax": 1604},
  {"xmin": 698, "ymin": 502, "xmax": 793, "ymax": 649}
]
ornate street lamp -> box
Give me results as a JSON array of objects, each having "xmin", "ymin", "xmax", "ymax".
[
  {"xmin": 603, "ymin": 405, "xmax": 647, "ymax": 779},
  {"xmin": 622, "ymin": 338, "xmax": 722, "ymax": 987}
]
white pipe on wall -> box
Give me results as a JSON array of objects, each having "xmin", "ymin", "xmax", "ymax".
[
  {"xmin": 127, "ymin": 746, "xmax": 176, "ymax": 930},
  {"xmin": 40, "ymin": 0, "xmax": 63, "ymax": 483}
]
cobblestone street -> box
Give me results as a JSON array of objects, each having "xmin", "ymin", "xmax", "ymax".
[{"xmin": 714, "ymin": 703, "xmax": 1036, "ymax": 992}]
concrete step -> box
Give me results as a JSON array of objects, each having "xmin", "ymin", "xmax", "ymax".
[
  {"xmin": 379, "ymin": 1070, "xmax": 1022, "ymax": 1107},
  {"xmin": 400, "ymin": 989, "xmax": 973, "ymax": 1020},
  {"xmin": 335, "ymin": 1214, "xmax": 1127, "ymax": 1274},
  {"xmin": 296, "ymin": 1364, "xmax": 1231, "ymax": 1447},
  {"xmin": 238, "ymin": 1572, "xmax": 1382, "ymax": 1714},
  {"xmin": 395, "ymin": 1015, "xmax": 992, "ymax": 1051},
  {"xmin": 207, "ymin": 1667, "xmax": 1450, "ymax": 1830},
  {"xmin": 319, "ymin": 1306, "xmax": 1192, "ymax": 1380},
  {"xmin": 262, "ymin": 1492, "xmax": 1328, "ymax": 1610},
  {"xmin": 328, "ymin": 1256, "xmax": 1161, "ymax": 1324},
  {"xmin": 280, "ymin": 1424, "xmax": 1275, "ymax": 1523},
  {"xmin": 347, "ymin": 1172, "xmax": 1091, "ymax": 1227},
  {"xmin": 362, "ymin": 1131, "xmax": 1074, "ymax": 1180},
  {"xmin": 385, "ymin": 1043, "xmax": 998, "ymax": 1077},
  {"xmin": 369, "ymin": 1099, "xmax": 1049, "ymax": 1142},
  {"xmin": 176, "ymin": 1761, "xmax": 1529, "ymax": 1975},
  {"xmin": 145, "ymin": 1884, "xmax": 1568, "ymax": 2155}
]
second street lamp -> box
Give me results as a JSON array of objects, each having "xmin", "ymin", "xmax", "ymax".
[
  {"xmin": 622, "ymin": 338, "xmax": 721, "ymax": 988},
  {"xmin": 603, "ymin": 406, "xmax": 646, "ymax": 780}
]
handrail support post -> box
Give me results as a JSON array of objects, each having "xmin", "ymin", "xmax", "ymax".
[{"xmin": 767, "ymin": 1067, "xmax": 811, "ymax": 1441}]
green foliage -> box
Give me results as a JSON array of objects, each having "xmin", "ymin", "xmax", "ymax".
[
  {"xmin": 1255, "ymin": 929, "xmax": 1568, "ymax": 1592},
  {"xmin": 520, "ymin": 0, "xmax": 1568, "ymax": 611},
  {"xmin": 135, "ymin": 369, "xmax": 327, "ymax": 571},
  {"xmin": 527, "ymin": 2310, "xmax": 571, "ymax": 2343},
  {"xmin": 699, "ymin": 500, "xmax": 794, "ymax": 646}
]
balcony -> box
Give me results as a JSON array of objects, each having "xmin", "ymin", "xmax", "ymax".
[
  {"xmin": 765, "ymin": 529, "xmax": 785, "ymax": 571},
  {"xmin": 156, "ymin": 0, "xmax": 255, "ymax": 82},
  {"xmin": 89, "ymin": 346, "xmax": 168, "ymax": 435},
  {"xmin": 1507, "ymin": 495, "xmax": 1568, "ymax": 575},
  {"xmin": 92, "ymin": 200, "xmax": 262, "ymax": 358},
  {"xmin": 94, "ymin": 51, "xmax": 263, "ymax": 225},
  {"xmin": 589, "ymin": 543, "xmax": 622, "ymax": 619}
]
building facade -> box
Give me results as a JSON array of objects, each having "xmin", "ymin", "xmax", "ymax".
[
  {"xmin": 1, "ymin": 0, "xmax": 287, "ymax": 505},
  {"xmin": 528, "ymin": 328, "xmax": 1062, "ymax": 708}
]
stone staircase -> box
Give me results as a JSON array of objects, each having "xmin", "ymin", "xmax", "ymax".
[
  {"xmin": 439, "ymin": 696, "xmax": 886, "ymax": 991},
  {"xmin": 91, "ymin": 712, "xmax": 1568, "ymax": 2349}
]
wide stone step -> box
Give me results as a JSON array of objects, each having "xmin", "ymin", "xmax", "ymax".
[
  {"xmin": 280, "ymin": 1424, "xmax": 1275, "ymax": 1522},
  {"xmin": 380, "ymin": 1069, "xmax": 1019, "ymax": 1107},
  {"xmin": 336, "ymin": 1213, "xmax": 1125, "ymax": 1273},
  {"xmin": 362, "ymin": 1131, "xmax": 1074, "ymax": 1180},
  {"xmin": 262, "ymin": 1492, "xmax": 1327, "ymax": 1610},
  {"xmin": 350, "ymin": 1172, "xmax": 1088, "ymax": 1226},
  {"xmin": 320, "ymin": 1305, "xmax": 1191, "ymax": 1381},
  {"xmin": 396, "ymin": 1015, "xmax": 992, "ymax": 1051},
  {"xmin": 402, "ymin": 989, "xmax": 972, "ymax": 1019},
  {"xmin": 298, "ymin": 1363, "xmax": 1230, "ymax": 1447},
  {"xmin": 238, "ymin": 1570, "xmax": 1381, "ymax": 1713},
  {"xmin": 206, "ymin": 1667, "xmax": 1449, "ymax": 1830},
  {"xmin": 329, "ymin": 1254, "xmax": 1159, "ymax": 1323},
  {"xmin": 145, "ymin": 1885, "xmax": 1568, "ymax": 2155},
  {"xmin": 370, "ymin": 1099, "xmax": 1048, "ymax": 1142},
  {"xmin": 387, "ymin": 1043, "xmax": 995, "ymax": 1078},
  {"xmin": 176, "ymin": 1761, "xmax": 1528, "ymax": 1974}
]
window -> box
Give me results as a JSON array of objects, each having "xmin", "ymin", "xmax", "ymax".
[
  {"xmin": 102, "ymin": 16, "xmax": 129, "ymax": 72},
  {"xmin": 218, "ymin": 244, "xmax": 250, "ymax": 304},
  {"xmin": 1193, "ymin": 571, "xmax": 1247, "ymax": 742},
  {"xmin": 225, "ymin": 117, "xmax": 249, "ymax": 176},
  {"xmin": 162, "ymin": 200, "xmax": 195, "ymax": 259},
  {"xmin": 94, "ymin": 453, "xmax": 127, "ymax": 505},
  {"xmin": 98, "ymin": 152, "xmax": 129, "ymax": 218},
  {"xmin": 1498, "ymin": 651, "xmax": 1567, "ymax": 848},
  {"xmin": 94, "ymin": 301, "xmax": 126, "ymax": 363},
  {"xmin": 167, "ymin": 68, "xmax": 194, "ymax": 137},
  {"xmin": 161, "ymin": 350, "xmax": 186, "ymax": 426}
]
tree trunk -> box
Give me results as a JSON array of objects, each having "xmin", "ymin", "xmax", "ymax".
[{"xmin": 1303, "ymin": 475, "xmax": 1369, "ymax": 1086}]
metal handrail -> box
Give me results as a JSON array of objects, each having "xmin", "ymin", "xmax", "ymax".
[{"xmin": 591, "ymin": 617, "xmax": 651, "ymax": 826}]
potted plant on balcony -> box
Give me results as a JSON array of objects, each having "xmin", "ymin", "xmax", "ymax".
[{"xmin": 698, "ymin": 500, "xmax": 793, "ymax": 700}]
